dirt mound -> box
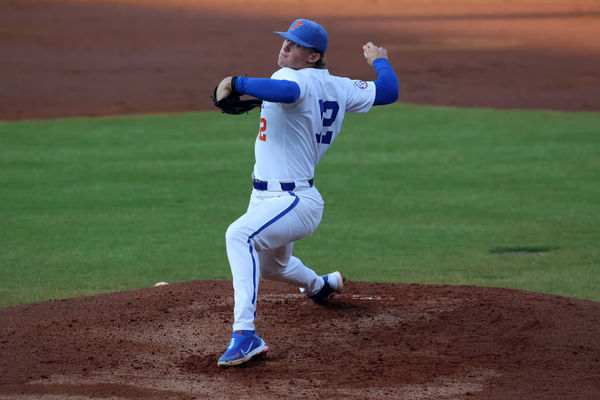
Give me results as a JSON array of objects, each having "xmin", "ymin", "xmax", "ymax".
[{"xmin": 1, "ymin": 281, "xmax": 598, "ymax": 399}]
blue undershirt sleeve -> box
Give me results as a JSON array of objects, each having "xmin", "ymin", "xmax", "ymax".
[
  {"xmin": 372, "ymin": 58, "xmax": 399, "ymax": 106},
  {"xmin": 234, "ymin": 77, "xmax": 300, "ymax": 104}
]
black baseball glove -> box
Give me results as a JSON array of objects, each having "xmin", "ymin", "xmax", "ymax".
[{"xmin": 212, "ymin": 77, "xmax": 262, "ymax": 115}]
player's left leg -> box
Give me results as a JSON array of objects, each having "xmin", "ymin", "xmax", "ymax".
[
  {"xmin": 219, "ymin": 188, "xmax": 331, "ymax": 366},
  {"xmin": 219, "ymin": 193, "xmax": 300, "ymax": 367},
  {"xmin": 225, "ymin": 190, "xmax": 324, "ymax": 332},
  {"xmin": 225, "ymin": 193, "xmax": 300, "ymax": 332}
]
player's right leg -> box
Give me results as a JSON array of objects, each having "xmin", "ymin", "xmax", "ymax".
[
  {"xmin": 259, "ymin": 246, "xmax": 345, "ymax": 305},
  {"xmin": 258, "ymin": 244, "xmax": 322, "ymax": 293}
]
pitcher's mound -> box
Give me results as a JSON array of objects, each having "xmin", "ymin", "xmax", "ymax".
[{"xmin": 1, "ymin": 281, "xmax": 599, "ymax": 399}]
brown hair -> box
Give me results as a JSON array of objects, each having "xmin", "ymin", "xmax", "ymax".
[{"xmin": 313, "ymin": 52, "xmax": 328, "ymax": 69}]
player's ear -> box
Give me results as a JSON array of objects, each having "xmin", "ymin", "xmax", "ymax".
[{"xmin": 307, "ymin": 51, "xmax": 321, "ymax": 64}]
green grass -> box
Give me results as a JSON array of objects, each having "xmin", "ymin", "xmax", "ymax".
[{"xmin": 1, "ymin": 104, "xmax": 598, "ymax": 307}]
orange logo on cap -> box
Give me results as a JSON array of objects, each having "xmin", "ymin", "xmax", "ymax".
[{"xmin": 291, "ymin": 21, "xmax": 304, "ymax": 30}]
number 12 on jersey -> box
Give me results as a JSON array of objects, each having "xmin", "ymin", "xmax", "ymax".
[
  {"xmin": 258, "ymin": 117, "xmax": 267, "ymax": 141},
  {"xmin": 315, "ymin": 100, "xmax": 339, "ymax": 145}
]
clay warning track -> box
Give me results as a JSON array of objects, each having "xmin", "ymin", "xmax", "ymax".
[{"xmin": 1, "ymin": 281, "xmax": 599, "ymax": 399}]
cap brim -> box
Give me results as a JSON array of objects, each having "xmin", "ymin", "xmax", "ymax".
[{"xmin": 274, "ymin": 31, "xmax": 314, "ymax": 50}]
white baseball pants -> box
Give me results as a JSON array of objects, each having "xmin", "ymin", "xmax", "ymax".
[{"xmin": 225, "ymin": 186, "xmax": 325, "ymax": 331}]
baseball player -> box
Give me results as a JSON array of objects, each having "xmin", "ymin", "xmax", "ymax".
[{"xmin": 214, "ymin": 19, "xmax": 399, "ymax": 367}]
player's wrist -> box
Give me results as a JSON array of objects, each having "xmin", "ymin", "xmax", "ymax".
[
  {"xmin": 231, "ymin": 76, "xmax": 239, "ymax": 94},
  {"xmin": 372, "ymin": 58, "xmax": 392, "ymax": 71}
]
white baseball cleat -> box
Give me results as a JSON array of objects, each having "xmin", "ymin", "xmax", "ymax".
[
  {"xmin": 307, "ymin": 271, "xmax": 344, "ymax": 305},
  {"xmin": 327, "ymin": 271, "xmax": 344, "ymax": 292}
]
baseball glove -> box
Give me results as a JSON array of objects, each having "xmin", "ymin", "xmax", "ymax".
[{"xmin": 212, "ymin": 78, "xmax": 262, "ymax": 115}]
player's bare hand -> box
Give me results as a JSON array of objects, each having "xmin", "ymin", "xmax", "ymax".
[
  {"xmin": 216, "ymin": 76, "xmax": 234, "ymax": 101},
  {"xmin": 362, "ymin": 42, "xmax": 388, "ymax": 66}
]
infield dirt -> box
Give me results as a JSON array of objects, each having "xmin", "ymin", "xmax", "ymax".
[
  {"xmin": 1, "ymin": 0, "xmax": 600, "ymax": 120},
  {"xmin": 1, "ymin": 281, "xmax": 600, "ymax": 399},
  {"xmin": 1, "ymin": 0, "xmax": 599, "ymax": 399}
]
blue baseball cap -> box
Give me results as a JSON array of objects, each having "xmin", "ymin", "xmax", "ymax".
[{"xmin": 275, "ymin": 19, "xmax": 328, "ymax": 53}]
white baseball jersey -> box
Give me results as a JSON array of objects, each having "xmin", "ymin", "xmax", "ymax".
[{"xmin": 253, "ymin": 67, "xmax": 376, "ymax": 182}]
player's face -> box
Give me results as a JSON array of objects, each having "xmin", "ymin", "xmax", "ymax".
[{"xmin": 278, "ymin": 39, "xmax": 319, "ymax": 69}]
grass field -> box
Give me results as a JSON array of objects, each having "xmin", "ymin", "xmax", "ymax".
[{"xmin": 1, "ymin": 104, "xmax": 599, "ymax": 307}]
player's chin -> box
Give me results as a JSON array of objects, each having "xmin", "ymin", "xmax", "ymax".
[{"xmin": 278, "ymin": 55, "xmax": 289, "ymax": 68}]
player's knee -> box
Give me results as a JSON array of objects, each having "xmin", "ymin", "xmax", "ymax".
[
  {"xmin": 225, "ymin": 225, "xmax": 239, "ymax": 244},
  {"xmin": 225, "ymin": 222, "xmax": 250, "ymax": 246}
]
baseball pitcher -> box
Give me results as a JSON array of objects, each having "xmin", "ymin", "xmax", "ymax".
[{"xmin": 213, "ymin": 18, "xmax": 399, "ymax": 367}]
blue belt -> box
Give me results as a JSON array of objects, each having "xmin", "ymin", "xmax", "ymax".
[{"xmin": 253, "ymin": 178, "xmax": 314, "ymax": 191}]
